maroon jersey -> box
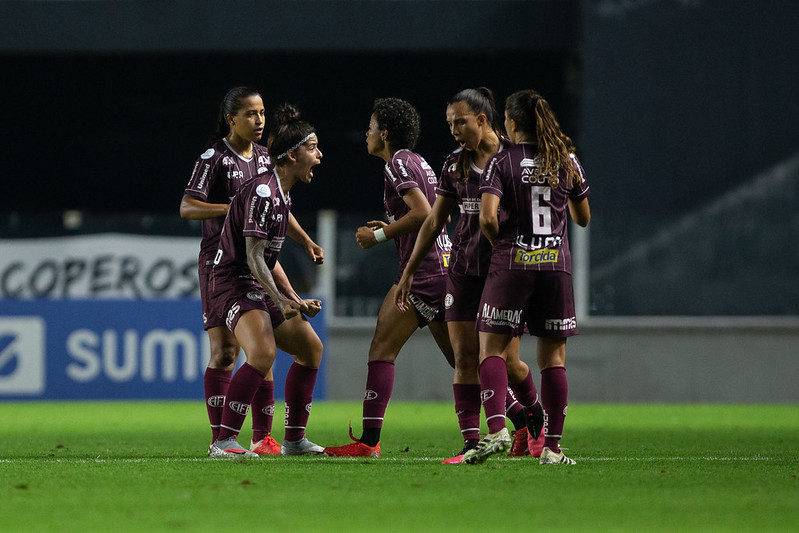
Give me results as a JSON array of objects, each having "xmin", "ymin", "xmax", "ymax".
[
  {"xmin": 213, "ymin": 171, "xmax": 290, "ymax": 281},
  {"xmin": 383, "ymin": 149, "xmax": 450, "ymax": 279},
  {"xmin": 436, "ymin": 146, "xmax": 507, "ymax": 277},
  {"xmin": 183, "ymin": 139, "xmax": 271, "ymax": 264},
  {"xmin": 479, "ymin": 144, "xmax": 589, "ymax": 274}
]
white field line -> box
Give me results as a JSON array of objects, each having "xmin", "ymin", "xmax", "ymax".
[{"xmin": 0, "ymin": 456, "xmax": 776, "ymax": 464}]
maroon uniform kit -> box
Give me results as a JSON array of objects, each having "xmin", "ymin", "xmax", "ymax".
[
  {"xmin": 183, "ymin": 139, "xmax": 271, "ymax": 329},
  {"xmin": 210, "ymin": 171, "xmax": 291, "ymax": 332},
  {"xmin": 478, "ymin": 144, "xmax": 590, "ymax": 337},
  {"xmin": 383, "ymin": 149, "xmax": 451, "ymax": 323}
]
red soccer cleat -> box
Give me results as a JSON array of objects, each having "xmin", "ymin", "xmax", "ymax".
[
  {"xmin": 250, "ymin": 434, "xmax": 281, "ymax": 456},
  {"xmin": 527, "ymin": 425, "xmax": 546, "ymax": 458},
  {"xmin": 324, "ymin": 424, "xmax": 381, "ymax": 457},
  {"xmin": 508, "ymin": 426, "xmax": 530, "ymax": 457}
]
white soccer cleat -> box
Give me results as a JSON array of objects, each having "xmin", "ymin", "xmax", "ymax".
[
  {"xmin": 462, "ymin": 427, "xmax": 512, "ymax": 464},
  {"xmin": 280, "ymin": 436, "xmax": 325, "ymax": 456},
  {"xmin": 539, "ymin": 446, "xmax": 577, "ymax": 465},
  {"xmin": 209, "ymin": 436, "xmax": 258, "ymax": 458}
]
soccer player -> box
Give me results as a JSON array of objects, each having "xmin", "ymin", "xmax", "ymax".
[
  {"xmin": 463, "ymin": 89, "xmax": 590, "ymax": 465},
  {"xmin": 395, "ymin": 88, "xmax": 545, "ymax": 464},
  {"xmin": 202, "ymin": 103, "xmax": 326, "ymax": 458},
  {"xmin": 180, "ymin": 88, "xmax": 323, "ymax": 456},
  {"xmin": 323, "ymin": 98, "xmax": 454, "ymax": 457}
]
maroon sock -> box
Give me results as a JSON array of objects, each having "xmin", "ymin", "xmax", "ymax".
[
  {"xmin": 541, "ymin": 366, "xmax": 568, "ymax": 452},
  {"xmin": 505, "ymin": 387, "xmax": 525, "ymax": 429},
  {"xmin": 283, "ymin": 362, "xmax": 319, "ymax": 442},
  {"xmin": 453, "ymin": 383, "xmax": 481, "ymax": 443},
  {"xmin": 217, "ymin": 363, "xmax": 265, "ymax": 442},
  {"xmin": 204, "ymin": 367, "xmax": 231, "ymax": 442},
  {"xmin": 251, "ymin": 380, "xmax": 275, "ymax": 443},
  {"xmin": 510, "ymin": 369, "xmax": 540, "ymax": 408},
  {"xmin": 479, "ymin": 356, "xmax": 509, "ymax": 434},
  {"xmin": 361, "ymin": 360, "xmax": 395, "ymax": 446}
]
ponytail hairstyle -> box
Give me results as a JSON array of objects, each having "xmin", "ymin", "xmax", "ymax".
[
  {"xmin": 447, "ymin": 87, "xmax": 508, "ymax": 184},
  {"xmin": 372, "ymin": 97, "xmax": 421, "ymax": 151},
  {"xmin": 268, "ymin": 103, "xmax": 316, "ymax": 167},
  {"xmin": 505, "ymin": 90, "xmax": 578, "ymax": 188},
  {"xmin": 210, "ymin": 86, "xmax": 261, "ymax": 145}
]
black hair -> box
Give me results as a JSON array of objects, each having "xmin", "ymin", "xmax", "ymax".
[
  {"xmin": 268, "ymin": 103, "xmax": 316, "ymax": 166},
  {"xmin": 447, "ymin": 87, "xmax": 507, "ymax": 183},
  {"xmin": 372, "ymin": 97, "xmax": 421, "ymax": 151},
  {"xmin": 210, "ymin": 86, "xmax": 261, "ymax": 145}
]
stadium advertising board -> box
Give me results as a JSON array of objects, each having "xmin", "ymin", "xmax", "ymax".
[{"xmin": 0, "ymin": 235, "xmax": 326, "ymax": 400}]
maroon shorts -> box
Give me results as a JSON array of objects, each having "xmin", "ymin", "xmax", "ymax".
[
  {"xmin": 477, "ymin": 270, "xmax": 578, "ymax": 338},
  {"xmin": 444, "ymin": 270, "xmax": 484, "ymax": 323},
  {"xmin": 403, "ymin": 273, "xmax": 447, "ymax": 328},
  {"xmin": 209, "ymin": 267, "xmax": 286, "ymax": 334},
  {"xmin": 198, "ymin": 261, "xmax": 224, "ymax": 330}
]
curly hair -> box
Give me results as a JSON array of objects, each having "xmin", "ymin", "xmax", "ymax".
[
  {"xmin": 505, "ymin": 89, "xmax": 579, "ymax": 188},
  {"xmin": 372, "ymin": 97, "xmax": 421, "ymax": 151}
]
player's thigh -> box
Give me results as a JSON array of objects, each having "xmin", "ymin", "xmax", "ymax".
[
  {"xmin": 233, "ymin": 309, "xmax": 278, "ymax": 372},
  {"xmin": 368, "ymin": 285, "xmax": 420, "ymax": 362},
  {"xmin": 274, "ymin": 314, "xmax": 323, "ymax": 368}
]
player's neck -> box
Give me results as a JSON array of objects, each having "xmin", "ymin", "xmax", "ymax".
[{"xmin": 225, "ymin": 134, "xmax": 253, "ymax": 158}]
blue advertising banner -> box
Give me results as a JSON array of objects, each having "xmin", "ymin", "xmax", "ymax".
[{"xmin": 0, "ymin": 300, "xmax": 326, "ymax": 401}]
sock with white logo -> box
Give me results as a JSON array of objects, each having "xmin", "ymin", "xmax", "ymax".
[
  {"xmin": 479, "ymin": 356, "xmax": 509, "ymax": 434},
  {"xmin": 361, "ymin": 360, "xmax": 394, "ymax": 446},
  {"xmin": 204, "ymin": 367, "xmax": 232, "ymax": 442},
  {"xmin": 283, "ymin": 362, "xmax": 318, "ymax": 442},
  {"xmin": 217, "ymin": 363, "xmax": 265, "ymax": 442},
  {"xmin": 453, "ymin": 383, "xmax": 481, "ymax": 444},
  {"xmin": 251, "ymin": 379, "xmax": 275, "ymax": 443},
  {"xmin": 541, "ymin": 366, "xmax": 568, "ymax": 453},
  {"xmin": 505, "ymin": 387, "xmax": 526, "ymax": 430}
]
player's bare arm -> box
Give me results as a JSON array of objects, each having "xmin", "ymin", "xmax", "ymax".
[
  {"xmin": 287, "ymin": 212, "xmax": 324, "ymax": 264},
  {"xmin": 246, "ymin": 236, "xmax": 300, "ymax": 319},
  {"xmin": 178, "ymin": 194, "xmax": 229, "ymax": 220},
  {"xmin": 479, "ymin": 192, "xmax": 500, "ymax": 246}
]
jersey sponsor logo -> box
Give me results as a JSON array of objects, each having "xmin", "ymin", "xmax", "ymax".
[
  {"xmin": 397, "ymin": 158, "xmax": 409, "ymax": 178},
  {"xmin": 200, "ymin": 148, "xmax": 215, "ymax": 160},
  {"xmin": 408, "ymin": 294, "xmax": 437, "ymax": 323},
  {"xmin": 514, "ymin": 248, "xmax": 559, "ymax": 265},
  {"xmin": 198, "ymin": 164, "xmax": 211, "ymax": 189},
  {"xmin": 0, "ymin": 317, "xmax": 45, "ymax": 395},
  {"xmin": 545, "ymin": 317, "xmax": 577, "ymax": 331},
  {"xmin": 480, "ymin": 389, "xmax": 495, "ymax": 402},
  {"xmin": 225, "ymin": 303, "xmax": 241, "ymax": 331},
  {"xmin": 461, "ymin": 199, "xmax": 480, "ymax": 213},
  {"xmin": 515, "ymin": 235, "xmax": 563, "ymax": 250},
  {"xmin": 520, "ymin": 156, "xmax": 556, "ymax": 184},
  {"xmin": 207, "ymin": 395, "xmax": 225, "ymax": 407},
  {"xmin": 256, "ymin": 184, "xmax": 272, "ymax": 198},
  {"xmin": 228, "ymin": 400, "xmax": 250, "ymax": 415},
  {"xmin": 364, "ymin": 389, "xmax": 378, "ymax": 401},
  {"xmin": 481, "ymin": 303, "xmax": 522, "ymax": 329},
  {"xmin": 222, "ymin": 156, "xmax": 235, "ymax": 166},
  {"xmin": 246, "ymin": 291, "xmax": 263, "ymax": 302}
]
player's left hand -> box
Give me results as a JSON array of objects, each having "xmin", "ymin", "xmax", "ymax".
[
  {"xmin": 305, "ymin": 241, "xmax": 325, "ymax": 264},
  {"xmin": 356, "ymin": 220, "xmax": 387, "ymax": 249},
  {"xmin": 301, "ymin": 298, "xmax": 322, "ymax": 317}
]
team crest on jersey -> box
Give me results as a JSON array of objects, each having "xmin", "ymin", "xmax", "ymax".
[
  {"xmin": 200, "ymin": 148, "xmax": 215, "ymax": 159},
  {"xmin": 256, "ymin": 184, "xmax": 272, "ymax": 198},
  {"xmin": 247, "ymin": 291, "xmax": 264, "ymax": 302}
]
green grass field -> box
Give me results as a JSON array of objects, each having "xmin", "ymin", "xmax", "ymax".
[{"xmin": 1, "ymin": 401, "xmax": 797, "ymax": 532}]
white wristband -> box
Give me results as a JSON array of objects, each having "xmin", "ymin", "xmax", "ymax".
[{"xmin": 373, "ymin": 228, "xmax": 387, "ymax": 243}]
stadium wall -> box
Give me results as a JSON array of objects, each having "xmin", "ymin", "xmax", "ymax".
[{"xmin": 326, "ymin": 317, "xmax": 799, "ymax": 404}]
